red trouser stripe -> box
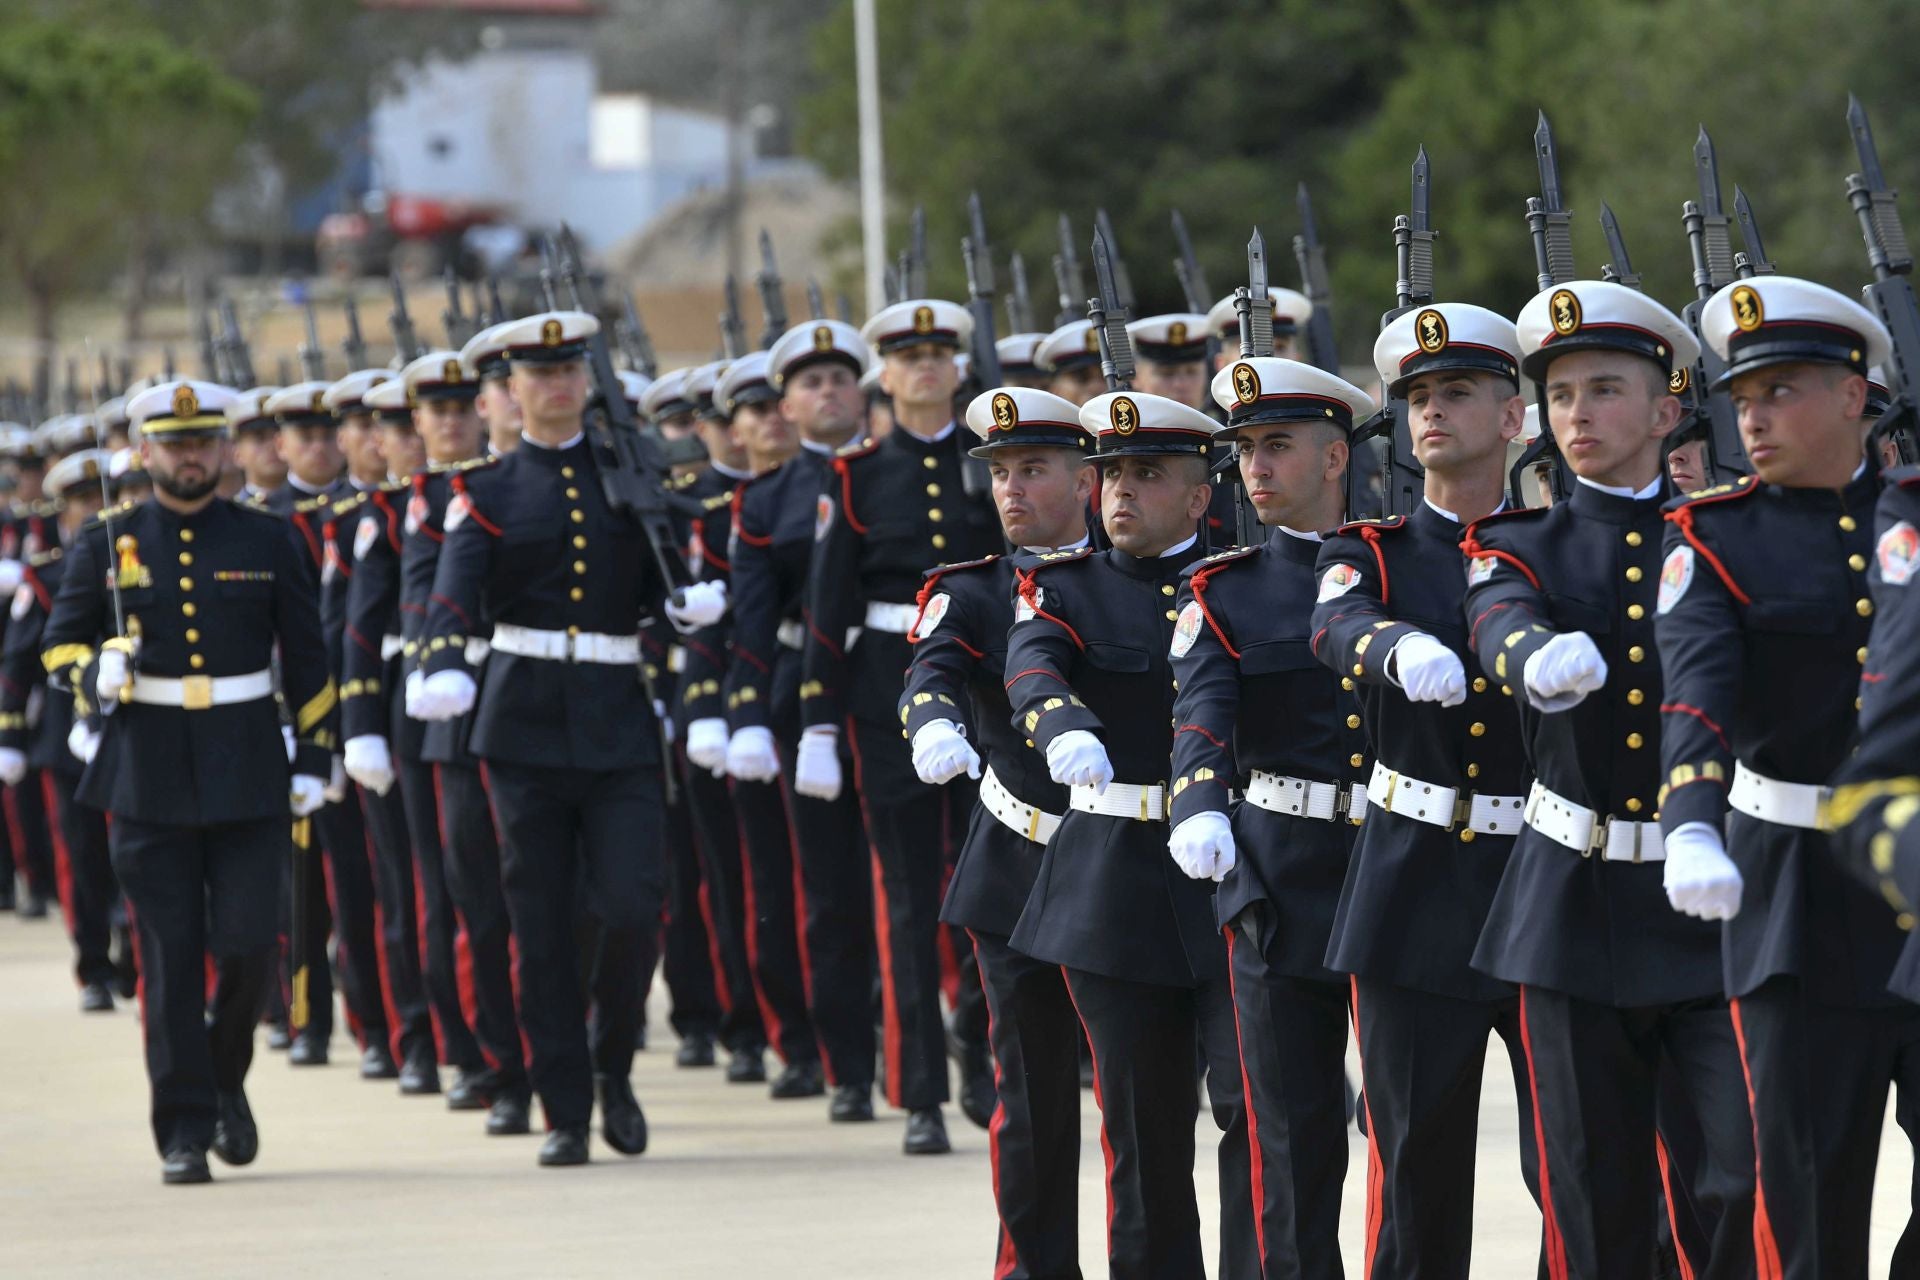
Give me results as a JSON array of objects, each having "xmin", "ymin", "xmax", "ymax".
[
  {"xmin": 967, "ymin": 931, "xmax": 1020, "ymax": 1280},
  {"xmin": 844, "ymin": 720, "xmax": 902, "ymax": 1108},
  {"xmin": 1348, "ymin": 978, "xmax": 1386, "ymax": 1279},
  {"xmin": 730, "ymin": 784, "xmax": 787, "ymax": 1060},
  {"xmin": 1517, "ymin": 985, "xmax": 1571, "ymax": 1280},
  {"xmin": 1060, "ymin": 967, "xmax": 1119, "ymax": 1254},
  {"xmin": 1223, "ymin": 926, "xmax": 1269, "ymax": 1266},
  {"xmin": 1728, "ymin": 998, "xmax": 1786, "ymax": 1280},
  {"xmin": 432, "ymin": 765, "xmax": 493, "ymax": 1071},
  {"xmin": 1654, "ymin": 1131, "xmax": 1697, "ymax": 1280},
  {"xmin": 776, "ymin": 769, "xmax": 832, "ymax": 1084}
]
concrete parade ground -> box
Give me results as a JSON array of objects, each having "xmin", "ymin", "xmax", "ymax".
[{"xmin": 1, "ymin": 909, "xmax": 1912, "ymax": 1278}]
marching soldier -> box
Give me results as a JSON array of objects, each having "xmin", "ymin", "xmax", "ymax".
[
  {"xmin": 902, "ymin": 386, "xmax": 1094, "ymax": 1275},
  {"xmin": 1169, "ymin": 356, "xmax": 1374, "ymax": 1279},
  {"xmin": 1205, "ymin": 288, "xmax": 1313, "ymax": 369},
  {"xmin": 41, "ymin": 379, "xmax": 334, "ymax": 1184},
  {"xmin": 224, "ymin": 388, "xmax": 285, "ymax": 504},
  {"xmin": 993, "ymin": 333, "xmax": 1051, "ymax": 391},
  {"xmin": 1656, "ymin": 276, "xmax": 1919, "ymax": 1276},
  {"xmin": 413, "ymin": 310, "xmax": 698, "ymax": 1165},
  {"xmin": 1310, "ymin": 303, "xmax": 1543, "ymax": 1279},
  {"xmin": 799, "ymin": 298, "xmax": 1002, "ymax": 1154},
  {"xmin": 465, "ymin": 319, "xmax": 525, "ymax": 454},
  {"xmin": 1006, "ymin": 388, "xmax": 1254, "ymax": 1279},
  {"xmin": 1465, "ymin": 283, "xmax": 1756, "ymax": 1278},
  {"xmin": 1035, "ymin": 320, "xmax": 1108, "ymax": 408},
  {"xmin": 0, "ymin": 433, "xmax": 59, "ymax": 919},
  {"xmin": 1126, "ymin": 313, "xmax": 1213, "ymax": 411}
]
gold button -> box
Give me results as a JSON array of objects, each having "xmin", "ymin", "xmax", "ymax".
[
  {"xmin": 1026, "ymin": 738, "xmax": 1036, "ymax": 748},
  {"xmin": 1859, "ymin": 647, "xmax": 1869, "ymax": 665},
  {"xmin": 1840, "ymin": 515, "xmax": 1858, "ymax": 532},
  {"xmin": 1353, "ymin": 663, "xmax": 1364, "ymax": 677},
  {"xmin": 570, "ymin": 510, "xmax": 584, "ymax": 524},
  {"xmin": 1626, "ymin": 798, "xmax": 1643, "ymax": 813},
  {"xmin": 1625, "ymin": 566, "xmax": 1643, "ymax": 583},
  {"xmin": 1627, "ymin": 688, "xmax": 1644, "ymax": 705},
  {"xmin": 1469, "ymin": 722, "xmax": 1486, "ymax": 737},
  {"xmin": 1625, "ymin": 531, "xmax": 1642, "ymax": 547},
  {"xmin": 1856, "ymin": 696, "xmax": 1864, "ymax": 711},
  {"xmin": 923, "ymin": 456, "xmax": 938, "ymax": 470},
  {"xmin": 1459, "ymin": 829, "xmax": 1476, "ymax": 844},
  {"xmin": 178, "ymin": 551, "xmax": 193, "ymax": 566},
  {"xmin": 567, "ymin": 625, "xmax": 580, "ymax": 637},
  {"xmin": 566, "ymin": 487, "xmax": 580, "ymax": 500},
  {"xmin": 1349, "ymin": 753, "xmax": 1364, "ymax": 768},
  {"xmin": 189, "ymin": 654, "xmax": 205, "ymax": 670},
  {"xmin": 1467, "ymin": 763, "xmax": 1480, "ymax": 779},
  {"xmin": 185, "ymin": 629, "xmax": 200, "ymax": 643},
  {"xmin": 1850, "ymin": 554, "xmax": 1868, "ymax": 572},
  {"xmin": 1161, "ymin": 585, "xmax": 1175, "ymax": 596},
  {"xmin": 561, "ymin": 466, "xmax": 576, "ymax": 479},
  {"xmin": 932, "ymin": 534, "xmax": 947, "ymax": 550},
  {"xmin": 1627, "ymin": 604, "xmax": 1645, "ymax": 621},
  {"xmin": 1502, "ymin": 684, "xmax": 1512, "ymax": 696},
  {"xmin": 569, "ymin": 587, "xmax": 584, "ymax": 602},
  {"xmin": 179, "ymin": 576, "xmax": 193, "ymax": 592},
  {"xmin": 1627, "ymin": 733, "xmax": 1644, "ymax": 749},
  {"xmin": 179, "ymin": 529, "xmax": 194, "ymax": 543},
  {"xmin": 1164, "ymin": 610, "xmax": 1177, "ymax": 621},
  {"xmin": 928, "ymin": 508, "xmax": 943, "ymax": 522},
  {"xmin": 1346, "ymin": 714, "xmax": 1361, "ymax": 729},
  {"xmin": 1628, "ymin": 646, "xmax": 1645, "ymax": 663},
  {"xmin": 182, "ymin": 602, "xmax": 197, "ymax": 617},
  {"xmin": 573, "ymin": 561, "xmax": 586, "ymax": 574},
  {"xmin": 926, "ymin": 483, "xmax": 941, "ymax": 497},
  {"xmin": 1858, "ymin": 598, "xmax": 1874, "ymax": 617},
  {"xmin": 1341, "ymin": 677, "xmax": 1355, "ymax": 691},
  {"xmin": 1472, "ymin": 677, "xmax": 1488, "ymax": 693},
  {"xmin": 573, "ymin": 535, "xmax": 587, "ymax": 549}
]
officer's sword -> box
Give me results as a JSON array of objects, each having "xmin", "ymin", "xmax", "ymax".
[{"xmin": 81, "ymin": 338, "xmax": 126, "ymax": 641}]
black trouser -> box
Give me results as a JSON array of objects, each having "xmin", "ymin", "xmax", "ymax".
[
  {"xmin": 659, "ymin": 762, "xmax": 722, "ymax": 1043},
  {"xmin": 396, "ymin": 755, "xmax": 482, "ymax": 1072},
  {"xmin": 283, "ymin": 806, "xmax": 334, "ymax": 1041},
  {"xmin": 5, "ymin": 769, "xmax": 56, "ymax": 900},
  {"xmin": 357, "ymin": 780, "xmax": 434, "ymax": 1062},
  {"xmin": 680, "ymin": 756, "xmax": 767, "ymax": 1055},
  {"xmin": 434, "ymin": 762, "xmax": 526, "ymax": 1097},
  {"xmin": 1518, "ymin": 985, "xmax": 1755, "ymax": 1280},
  {"xmin": 1198, "ymin": 971, "xmax": 1259, "ymax": 1280},
  {"xmin": 486, "ymin": 759, "xmax": 664, "ymax": 1131},
  {"xmin": 1349, "ymin": 977, "xmax": 1545, "ymax": 1280},
  {"xmin": 729, "ymin": 773, "xmax": 816, "ymax": 1067},
  {"xmin": 845, "ymin": 716, "xmax": 962, "ymax": 1111},
  {"xmin": 313, "ymin": 789, "xmax": 386, "ymax": 1052},
  {"xmin": 1224, "ymin": 907, "xmax": 1350, "ymax": 1280},
  {"xmin": 111, "ymin": 815, "xmax": 280, "ymax": 1157},
  {"xmin": 47, "ymin": 770, "xmax": 115, "ymax": 988},
  {"xmin": 970, "ymin": 931, "xmax": 1082, "ymax": 1279},
  {"xmin": 782, "ymin": 742, "xmax": 875, "ymax": 1090},
  {"xmin": 1730, "ymin": 975, "xmax": 1920, "ymax": 1279}
]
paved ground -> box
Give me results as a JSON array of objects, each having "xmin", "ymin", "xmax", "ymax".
[{"xmin": 1, "ymin": 910, "xmax": 1911, "ymax": 1277}]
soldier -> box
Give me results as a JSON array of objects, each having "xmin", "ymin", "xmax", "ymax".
[
  {"xmin": 413, "ymin": 310, "xmax": 702, "ymax": 1165},
  {"xmin": 1310, "ymin": 303, "xmax": 1543, "ymax": 1280},
  {"xmin": 1005, "ymin": 387, "xmax": 1253, "ymax": 1278},
  {"xmin": 1656, "ymin": 276, "xmax": 1918, "ymax": 1276},
  {"xmin": 721, "ymin": 320, "xmax": 873, "ymax": 1116},
  {"xmin": 993, "ymin": 333, "xmax": 1051, "ymax": 391},
  {"xmin": 1462, "ymin": 283, "xmax": 1758, "ymax": 1278},
  {"xmin": 1664, "ymin": 416, "xmax": 1712, "ymax": 496},
  {"xmin": 41, "ymin": 379, "xmax": 333, "ymax": 1184},
  {"xmin": 1169, "ymin": 356, "xmax": 1374, "ymax": 1279},
  {"xmin": 0, "ymin": 432, "xmax": 59, "ymax": 919},
  {"xmin": 1206, "ymin": 288, "xmax": 1315, "ymax": 371},
  {"xmin": 464, "ymin": 319, "xmax": 524, "ymax": 455},
  {"xmin": 224, "ymin": 388, "xmax": 285, "ymax": 505},
  {"xmin": 0, "ymin": 448, "xmax": 120, "ymax": 1009},
  {"xmin": 902, "ymin": 386, "xmax": 1093, "ymax": 1274},
  {"xmin": 1125, "ymin": 313, "xmax": 1213, "ymax": 412},
  {"xmin": 1035, "ymin": 320, "xmax": 1107, "ymax": 408},
  {"xmin": 799, "ymin": 298, "xmax": 1002, "ymax": 1154}
]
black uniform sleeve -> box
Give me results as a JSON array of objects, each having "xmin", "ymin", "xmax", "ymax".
[
  {"xmin": 1310, "ymin": 525, "xmax": 1426, "ymax": 687},
  {"xmin": 0, "ymin": 571, "xmax": 49, "ymax": 750},
  {"xmin": 724, "ymin": 491, "xmax": 779, "ymax": 732},
  {"xmin": 899, "ymin": 575, "xmax": 981, "ymax": 741},
  {"xmin": 1004, "ymin": 565, "xmax": 1102, "ymax": 753},
  {"xmin": 1168, "ymin": 570, "xmax": 1238, "ymax": 826},
  {"xmin": 421, "ymin": 480, "xmax": 497, "ymax": 678},
  {"xmin": 341, "ymin": 493, "xmax": 403, "ymax": 741},
  {"xmin": 1653, "ymin": 518, "xmax": 1741, "ymax": 832},
  {"xmin": 1461, "ymin": 526, "xmax": 1557, "ymax": 693},
  {"xmin": 40, "ymin": 528, "xmax": 106, "ymax": 696},
  {"xmin": 273, "ymin": 519, "xmax": 337, "ymax": 778},
  {"xmin": 800, "ymin": 455, "xmax": 862, "ymax": 730}
]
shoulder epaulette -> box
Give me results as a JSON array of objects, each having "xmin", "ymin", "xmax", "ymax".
[
  {"xmin": 701, "ymin": 491, "xmax": 733, "ymax": 512},
  {"xmin": 1665, "ymin": 474, "xmax": 1759, "ymax": 513},
  {"xmin": 330, "ymin": 492, "xmax": 371, "ymax": 515},
  {"xmin": 293, "ymin": 494, "xmax": 332, "ymax": 515},
  {"xmin": 834, "ymin": 438, "xmax": 880, "ymax": 461},
  {"xmin": 28, "ymin": 546, "xmax": 62, "ymax": 568},
  {"xmin": 1333, "ymin": 514, "xmax": 1407, "ymax": 536},
  {"xmin": 669, "ymin": 470, "xmax": 701, "ymax": 491},
  {"xmin": 1463, "ymin": 505, "xmax": 1549, "ymax": 541},
  {"xmin": 31, "ymin": 499, "xmax": 60, "ymax": 518},
  {"xmin": 1023, "ymin": 545, "xmax": 1093, "ymax": 573},
  {"xmin": 1889, "ymin": 463, "xmax": 1920, "ymax": 490},
  {"xmin": 453, "ymin": 454, "xmax": 500, "ymax": 473},
  {"xmin": 82, "ymin": 499, "xmax": 137, "ymax": 531},
  {"xmin": 921, "ymin": 552, "xmax": 1000, "ymax": 582},
  {"xmin": 231, "ymin": 498, "xmax": 289, "ymax": 521},
  {"xmin": 1185, "ymin": 544, "xmax": 1258, "ymax": 579}
]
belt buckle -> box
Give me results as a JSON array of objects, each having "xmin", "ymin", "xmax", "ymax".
[
  {"xmin": 180, "ymin": 674, "xmax": 213, "ymax": 711},
  {"xmin": 1381, "ymin": 768, "xmax": 1401, "ymax": 809}
]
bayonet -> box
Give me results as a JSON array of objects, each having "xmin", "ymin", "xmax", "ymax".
[
  {"xmin": 1732, "ymin": 186, "xmax": 1776, "ymax": 277},
  {"xmin": 194, "ymin": 287, "xmax": 220, "ymax": 382},
  {"xmin": 299, "ymin": 296, "xmax": 326, "ymax": 381},
  {"xmin": 719, "ymin": 274, "xmax": 746, "ymax": 360},
  {"xmin": 1170, "ymin": 209, "xmax": 1211, "ymax": 314},
  {"xmin": 1694, "ymin": 126, "xmax": 1735, "ymax": 289},
  {"xmin": 1531, "ymin": 113, "xmax": 1575, "ymax": 287},
  {"xmin": 1598, "ymin": 201, "xmax": 1643, "ymax": 291},
  {"xmin": 907, "ymin": 206, "xmax": 928, "ymax": 299},
  {"xmin": 219, "ymin": 296, "xmax": 255, "ymax": 387},
  {"xmin": 341, "ymin": 295, "xmax": 368, "ymax": 370},
  {"xmin": 388, "ymin": 272, "xmax": 423, "ymax": 364},
  {"xmin": 1087, "ymin": 226, "xmax": 1135, "ymax": 391},
  {"xmin": 537, "ymin": 237, "xmax": 561, "ymax": 311},
  {"xmin": 1094, "ymin": 208, "xmax": 1135, "ymax": 313},
  {"xmin": 621, "ymin": 292, "xmax": 658, "ymax": 378},
  {"xmin": 441, "ymin": 266, "xmax": 472, "ymax": 348},
  {"xmin": 756, "ymin": 229, "xmax": 789, "ymax": 349},
  {"xmin": 1396, "ymin": 145, "xmax": 1438, "ymax": 307},
  {"xmin": 1007, "ymin": 252, "xmax": 1034, "ymax": 334},
  {"xmin": 485, "ymin": 275, "xmax": 507, "ymax": 326},
  {"xmin": 1293, "ymin": 183, "xmax": 1340, "ymax": 373},
  {"xmin": 806, "ymin": 278, "xmax": 826, "ymax": 321},
  {"xmin": 1053, "ymin": 214, "xmax": 1085, "ymax": 326},
  {"xmin": 1241, "ymin": 228, "xmax": 1273, "ymax": 358},
  {"xmin": 835, "ymin": 293, "xmax": 854, "ymax": 324},
  {"xmin": 1846, "ymin": 93, "xmax": 1920, "ymax": 463}
]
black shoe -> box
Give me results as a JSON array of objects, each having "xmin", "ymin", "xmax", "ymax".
[
  {"xmin": 211, "ymin": 1090, "xmax": 258, "ymax": 1166},
  {"xmin": 288, "ymin": 1031, "xmax": 328, "ymax": 1067},
  {"xmin": 727, "ymin": 1047, "xmax": 768, "ymax": 1084},
  {"xmin": 17, "ymin": 893, "xmax": 47, "ymax": 920},
  {"xmin": 161, "ymin": 1147, "xmax": 211, "ymax": 1185},
  {"xmin": 265, "ymin": 1019, "xmax": 291, "ymax": 1052},
  {"xmin": 828, "ymin": 1082, "xmax": 874, "ymax": 1123},
  {"xmin": 769, "ymin": 1059, "xmax": 824, "ymax": 1099},
  {"xmin": 538, "ymin": 1127, "xmax": 589, "ymax": 1167},
  {"xmin": 79, "ymin": 982, "xmax": 114, "ymax": 1013},
  {"xmin": 903, "ymin": 1106, "xmax": 951, "ymax": 1155},
  {"xmin": 675, "ymin": 1031, "xmax": 717, "ymax": 1068},
  {"xmin": 397, "ymin": 1044, "xmax": 440, "ymax": 1095},
  {"xmin": 446, "ymin": 1069, "xmax": 491, "ymax": 1111},
  {"xmin": 359, "ymin": 1042, "xmax": 399, "ymax": 1081},
  {"xmin": 486, "ymin": 1092, "xmax": 532, "ymax": 1136},
  {"xmin": 595, "ymin": 1074, "xmax": 649, "ymax": 1156},
  {"xmin": 956, "ymin": 1041, "xmax": 996, "ymax": 1131}
]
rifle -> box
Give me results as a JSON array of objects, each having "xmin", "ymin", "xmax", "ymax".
[
  {"xmin": 1052, "ymin": 214, "xmax": 1085, "ymax": 327},
  {"xmin": 193, "ymin": 286, "xmax": 220, "ymax": 382},
  {"xmin": 1294, "ymin": 184, "xmax": 1341, "ymax": 374},
  {"xmin": 1598, "ymin": 201, "xmax": 1643, "ymax": 291},
  {"xmin": 806, "ymin": 278, "xmax": 826, "ymax": 321},
  {"xmin": 1086, "ymin": 224, "xmax": 1135, "ymax": 393},
  {"xmin": 1513, "ymin": 115, "xmax": 1575, "ymax": 504},
  {"xmin": 341, "ymin": 295, "xmax": 369, "ymax": 371},
  {"xmin": 442, "ymin": 267, "xmax": 475, "ymax": 348},
  {"xmin": 959, "ymin": 192, "xmax": 1000, "ymax": 499},
  {"xmin": 907, "ymin": 206, "xmax": 928, "ymax": 299},
  {"xmin": 276, "ymin": 355, "xmax": 294, "ymax": 388},
  {"xmin": 1219, "ymin": 229, "xmax": 1269, "ymax": 545},
  {"xmin": 486, "ymin": 276, "xmax": 507, "ymax": 326},
  {"xmin": 1680, "ymin": 125, "xmax": 1747, "ymax": 477},
  {"xmin": 537, "ymin": 237, "xmax": 561, "ymax": 311},
  {"xmin": 388, "ymin": 272, "xmax": 423, "ymax": 364},
  {"xmin": 835, "ymin": 292, "xmax": 854, "ymax": 324},
  {"xmin": 63, "ymin": 358, "xmax": 79, "ymax": 414},
  {"xmin": 1006, "ymin": 252, "xmax": 1034, "ymax": 334},
  {"xmin": 1846, "ymin": 93, "xmax": 1920, "ymax": 464},
  {"xmin": 219, "ymin": 296, "xmax": 255, "ymax": 388},
  {"xmin": 719, "ymin": 275, "xmax": 747, "ymax": 360},
  {"xmin": 1094, "ymin": 208, "xmax": 1136, "ymax": 314},
  {"xmin": 621, "ymin": 292, "xmax": 658, "ymax": 378},
  {"xmin": 1733, "ymin": 186, "xmax": 1777, "ymax": 278},
  {"xmin": 1170, "ymin": 209, "xmax": 1212, "ymax": 314},
  {"xmin": 1356, "ymin": 145, "xmax": 1436, "ymax": 519},
  {"xmin": 299, "ymin": 296, "xmax": 326, "ymax": 382},
  {"xmin": 756, "ymin": 230, "xmax": 789, "ymax": 350}
]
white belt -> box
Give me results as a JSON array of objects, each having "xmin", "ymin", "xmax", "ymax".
[
  {"xmin": 126, "ymin": 669, "xmax": 274, "ymax": 710},
  {"xmin": 490, "ymin": 624, "xmax": 639, "ymax": 665},
  {"xmin": 1524, "ymin": 780, "xmax": 1666, "ymax": 862},
  {"xmin": 1245, "ymin": 770, "xmax": 1368, "ymax": 826},
  {"xmin": 1069, "ymin": 781, "xmax": 1166, "ymax": 823},
  {"xmin": 864, "ymin": 601, "xmax": 917, "ymax": 634},
  {"xmin": 777, "ymin": 618, "xmax": 862, "ymax": 651},
  {"xmin": 667, "ymin": 645, "xmax": 687, "ymax": 674},
  {"xmin": 980, "ymin": 766, "xmax": 1061, "ymax": 845},
  {"xmin": 380, "ymin": 634, "xmax": 405, "ymax": 660},
  {"xmin": 1730, "ymin": 761, "xmax": 1830, "ymax": 832},
  {"xmin": 1366, "ymin": 760, "xmax": 1524, "ymax": 836}
]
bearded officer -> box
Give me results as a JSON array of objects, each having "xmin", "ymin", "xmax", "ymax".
[{"xmin": 41, "ymin": 379, "xmax": 334, "ymax": 1184}]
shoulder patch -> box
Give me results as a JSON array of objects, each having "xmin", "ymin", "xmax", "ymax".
[
  {"xmin": 1466, "ymin": 554, "xmax": 1499, "ymax": 586},
  {"xmin": 230, "ymin": 499, "xmax": 287, "ymax": 522},
  {"xmin": 814, "ymin": 494, "xmax": 835, "ymax": 540},
  {"xmin": 9, "ymin": 583, "xmax": 33, "ymax": 621},
  {"xmin": 83, "ymin": 499, "xmax": 138, "ymax": 532},
  {"xmin": 1878, "ymin": 520, "xmax": 1919, "ymax": 586},
  {"xmin": 294, "ymin": 494, "xmax": 331, "ymax": 515},
  {"xmin": 1026, "ymin": 545, "xmax": 1093, "ymax": 571},
  {"xmin": 922, "ymin": 553, "xmax": 1000, "ymax": 582},
  {"xmin": 1657, "ymin": 544, "xmax": 1695, "ymax": 613},
  {"xmin": 444, "ymin": 493, "xmax": 472, "ymax": 533},
  {"xmin": 353, "ymin": 517, "xmax": 380, "ymax": 563},
  {"xmin": 454, "ymin": 454, "xmax": 500, "ymax": 472},
  {"xmin": 1169, "ymin": 600, "xmax": 1206, "ymax": 658},
  {"xmin": 1665, "ymin": 473, "xmax": 1759, "ymax": 514},
  {"xmin": 1317, "ymin": 562, "xmax": 1364, "ymax": 602},
  {"xmin": 1333, "ymin": 515, "xmax": 1407, "ymax": 536},
  {"xmin": 910, "ymin": 592, "xmax": 952, "ymax": 640},
  {"xmin": 670, "ymin": 470, "xmax": 700, "ymax": 491}
]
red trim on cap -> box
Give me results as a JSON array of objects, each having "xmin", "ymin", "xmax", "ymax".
[
  {"xmin": 1398, "ymin": 340, "xmax": 1519, "ymax": 371},
  {"xmin": 1542, "ymin": 321, "xmax": 1669, "ymax": 352}
]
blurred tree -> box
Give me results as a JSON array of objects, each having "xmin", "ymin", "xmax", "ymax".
[{"xmin": 0, "ymin": 16, "xmax": 254, "ymax": 398}]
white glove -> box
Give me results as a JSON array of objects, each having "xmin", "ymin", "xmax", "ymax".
[
  {"xmin": 1663, "ymin": 823, "xmax": 1743, "ymax": 921},
  {"xmin": 66, "ymin": 721, "xmax": 98, "ymax": 764},
  {"xmin": 794, "ymin": 726, "xmax": 843, "ymax": 801},
  {"xmin": 910, "ymin": 719, "xmax": 981, "ymax": 786},
  {"xmin": 25, "ymin": 686, "xmax": 43, "ymax": 728},
  {"xmin": 665, "ymin": 580, "xmax": 729, "ymax": 630},
  {"xmin": 0, "ymin": 558, "xmax": 22, "ymax": 595},
  {"xmin": 1389, "ymin": 632, "xmax": 1466, "ymax": 707},
  {"xmin": 1522, "ymin": 631, "xmax": 1609, "ymax": 712},
  {"xmin": 1044, "ymin": 729, "xmax": 1113, "ymax": 792},
  {"xmin": 93, "ymin": 645, "xmax": 134, "ymax": 709},
  {"xmin": 725, "ymin": 726, "xmax": 781, "ymax": 783},
  {"xmin": 1168, "ymin": 811, "xmax": 1237, "ymax": 882},
  {"xmin": 343, "ymin": 734, "xmax": 395, "ymax": 797},
  {"xmin": 325, "ymin": 754, "xmax": 348, "ymax": 803},
  {"xmin": 282, "ymin": 724, "xmax": 296, "ymax": 764},
  {"xmin": 411, "ymin": 669, "xmax": 477, "ymax": 721},
  {"xmin": 290, "ymin": 774, "xmax": 328, "ymax": 818},
  {"xmin": 404, "ymin": 669, "xmax": 426, "ymax": 719},
  {"xmin": 0, "ymin": 746, "xmax": 25, "ymax": 786},
  {"xmin": 685, "ymin": 717, "xmax": 730, "ymax": 777}
]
